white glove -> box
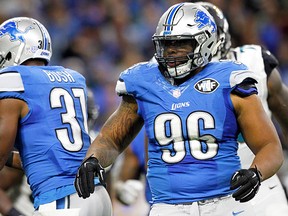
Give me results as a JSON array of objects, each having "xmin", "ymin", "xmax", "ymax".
[{"xmin": 115, "ymin": 180, "xmax": 144, "ymax": 205}]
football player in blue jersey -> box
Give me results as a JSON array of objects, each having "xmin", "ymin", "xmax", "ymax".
[
  {"xmin": 74, "ymin": 3, "xmax": 284, "ymax": 216},
  {"xmin": 196, "ymin": 2, "xmax": 288, "ymax": 215},
  {"xmin": 0, "ymin": 17, "xmax": 112, "ymax": 216},
  {"xmin": 0, "ymin": 87, "xmax": 100, "ymax": 216}
]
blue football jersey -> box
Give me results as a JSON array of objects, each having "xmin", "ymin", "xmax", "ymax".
[
  {"xmin": 0, "ymin": 65, "xmax": 95, "ymax": 208},
  {"xmin": 116, "ymin": 59, "xmax": 258, "ymax": 204}
]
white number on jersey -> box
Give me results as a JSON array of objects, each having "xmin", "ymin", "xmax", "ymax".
[
  {"xmin": 154, "ymin": 112, "xmax": 218, "ymax": 163},
  {"xmin": 50, "ymin": 88, "xmax": 88, "ymax": 151}
]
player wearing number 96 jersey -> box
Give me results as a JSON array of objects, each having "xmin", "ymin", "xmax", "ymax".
[
  {"xmin": 117, "ymin": 58, "xmax": 256, "ymax": 203},
  {"xmin": 74, "ymin": 3, "xmax": 283, "ymax": 216},
  {"xmin": 0, "ymin": 17, "xmax": 112, "ymax": 216}
]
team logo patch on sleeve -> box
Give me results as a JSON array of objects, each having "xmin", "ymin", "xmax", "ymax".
[{"xmin": 194, "ymin": 78, "xmax": 219, "ymax": 93}]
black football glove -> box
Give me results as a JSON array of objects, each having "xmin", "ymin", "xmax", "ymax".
[
  {"xmin": 230, "ymin": 167, "xmax": 262, "ymax": 203},
  {"xmin": 74, "ymin": 155, "xmax": 106, "ymax": 199}
]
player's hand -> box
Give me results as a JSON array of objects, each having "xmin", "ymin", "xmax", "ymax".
[
  {"xmin": 115, "ymin": 180, "xmax": 144, "ymax": 205},
  {"xmin": 74, "ymin": 155, "xmax": 106, "ymax": 199},
  {"xmin": 230, "ymin": 167, "xmax": 262, "ymax": 202}
]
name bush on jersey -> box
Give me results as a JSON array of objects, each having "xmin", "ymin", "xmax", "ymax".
[{"xmin": 44, "ymin": 70, "xmax": 76, "ymax": 83}]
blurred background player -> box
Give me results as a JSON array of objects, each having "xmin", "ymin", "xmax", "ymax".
[
  {"xmin": 113, "ymin": 128, "xmax": 152, "ymax": 215},
  {"xmin": 87, "ymin": 88, "xmax": 100, "ymax": 139},
  {"xmin": 0, "ymin": 17, "xmax": 112, "ymax": 216},
  {"xmin": 196, "ymin": 1, "xmax": 288, "ymax": 215},
  {"xmin": 0, "ymin": 166, "xmax": 32, "ymax": 216}
]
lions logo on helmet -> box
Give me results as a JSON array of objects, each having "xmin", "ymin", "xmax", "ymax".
[
  {"xmin": 0, "ymin": 17, "xmax": 52, "ymax": 68},
  {"xmin": 195, "ymin": 10, "xmax": 216, "ymax": 33},
  {"xmin": 195, "ymin": 2, "xmax": 232, "ymax": 60},
  {"xmin": 0, "ymin": 21, "xmax": 34, "ymax": 42}
]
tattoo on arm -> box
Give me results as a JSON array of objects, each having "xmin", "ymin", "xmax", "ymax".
[{"xmin": 88, "ymin": 95, "xmax": 144, "ymax": 167}]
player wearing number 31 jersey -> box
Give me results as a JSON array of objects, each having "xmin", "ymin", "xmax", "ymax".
[
  {"xmin": 0, "ymin": 17, "xmax": 112, "ymax": 216},
  {"xmin": 0, "ymin": 65, "xmax": 90, "ymax": 203}
]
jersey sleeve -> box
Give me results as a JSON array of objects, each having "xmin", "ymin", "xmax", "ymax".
[
  {"xmin": 115, "ymin": 62, "xmax": 148, "ymax": 97},
  {"xmin": 0, "ymin": 70, "xmax": 25, "ymax": 100},
  {"xmin": 0, "ymin": 70, "xmax": 24, "ymax": 92},
  {"xmin": 232, "ymin": 78, "xmax": 258, "ymax": 97},
  {"xmin": 229, "ymin": 65, "xmax": 259, "ymax": 97},
  {"xmin": 115, "ymin": 77, "xmax": 130, "ymax": 96},
  {"xmin": 261, "ymin": 46, "xmax": 279, "ymax": 77}
]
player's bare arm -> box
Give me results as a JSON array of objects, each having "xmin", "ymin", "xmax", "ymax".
[
  {"xmin": 231, "ymin": 93, "xmax": 283, "ymax": 180},
  {"xmin": 0, "ymin": 99, "xmax": 27, "ymax": 170},
  {"xmin": 267, "ymin": 68, "xmax": 288, "ymax": 144},
  {"xmin": 75, "ymin": 95, "xmax": 144, "ymax": 198},
  {"xmin": 86, "ymin": 95, "xmax": 144, "ymax": 168}
]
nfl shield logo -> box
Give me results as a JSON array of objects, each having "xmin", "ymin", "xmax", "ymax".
[{"xmin": 172, "ymin": 89, "xmax": 181, "ymax": 98}]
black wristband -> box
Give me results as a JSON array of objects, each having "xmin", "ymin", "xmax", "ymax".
[
  {"xmin": 250, "ymin": 165, "xmax": 263, "ymax": 182},
  {"xmin": 5, "ymin": 151, "xmax": 14, "ymax": 168},
  {"xmin": 6, "ymin": 207, "xmax": 22, "ymax": 216}
]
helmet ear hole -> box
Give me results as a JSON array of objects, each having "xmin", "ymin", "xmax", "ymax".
[
  {"xmin": 5, "ymin": 52, "xmax": 12, "ymax": 61},
  {"xmin": 0, "ymin": 52, "xmax": 12, "ymax": 68},
  {"xmin": 207, "ymin": 42, "xmax": 214, "ymax": 49}
]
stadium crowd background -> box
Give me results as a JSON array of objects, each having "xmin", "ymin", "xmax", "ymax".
[
  {"xmin": 1, "ymin": 0, "xmax": 287, "ymax": 130},
  {"xmin": 0, "ymin": 0, "xmax": 288, "ymax": 215}
]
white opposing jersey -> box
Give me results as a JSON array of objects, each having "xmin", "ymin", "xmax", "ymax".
[
  {"xmin": 228, "ymin": 45, "xmax": 270, "ymax": 117},
  {"xmin": 226, "ymin": 45, "xmax": 288, "ymax": 216}
]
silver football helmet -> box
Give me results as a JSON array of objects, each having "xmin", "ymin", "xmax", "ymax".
[
  {"xmin": 152, "ymin": 2, "xmax": 217, "ymax": 79},
  {"xmin": 195, "ymin": 2, "xmax": 231, "ymax": 60},
  {"xmin": 0, "ymin": 17, "xmax": 52, "ymax": 68}
]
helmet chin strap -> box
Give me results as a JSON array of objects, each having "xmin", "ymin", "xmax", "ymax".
[{"xmin": 14, "ymin": 42, "xmax": 25, "ymax": 66}]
